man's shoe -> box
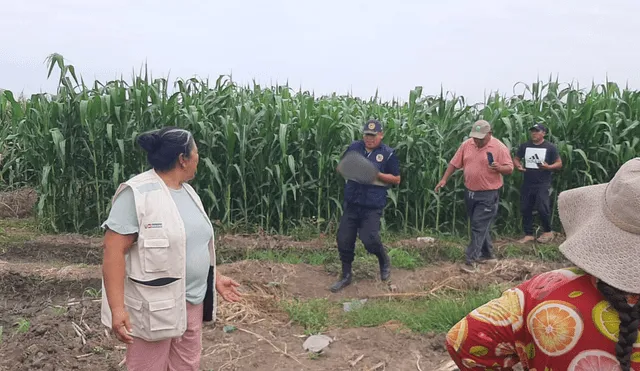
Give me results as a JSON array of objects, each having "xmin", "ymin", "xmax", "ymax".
[
  {"xmin": 517, "ymin": 235, "xmax": 535, "ymax": 244},
  {"xmin": 379, "ymin": 250, "xmax": 391, "ymax": 281},
  {"xmin": 460, "ymin": 262, "xmax": 478, "ymax": 273},
  {"xmin": 477, "ymin": 256, "xmax": 497, "ymax": 264},
  {"xmin": 536, "ymin": 232, "xmax": 555, "ymax": 244},
  {"xmin": 329, "ymin": 273, "xmax": 352, "ymax": 293}
]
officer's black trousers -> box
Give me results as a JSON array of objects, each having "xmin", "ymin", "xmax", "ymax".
[{"xmin": 336, "ymin": 203, "xmax": 385, "ymax": 273}]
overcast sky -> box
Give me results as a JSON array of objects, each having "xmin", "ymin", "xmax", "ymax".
[{"xmin": 2, "ymin": 0, "xmax": 639, "ymax": 103}]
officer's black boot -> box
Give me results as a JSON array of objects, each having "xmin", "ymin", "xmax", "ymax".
[
  {"xmin": 330, "ymin": 263, "xmax": 352, "ymax": 293},
  {"xmin": 379, "ymin": 248, "xmax": 391, "ymax": 281}
]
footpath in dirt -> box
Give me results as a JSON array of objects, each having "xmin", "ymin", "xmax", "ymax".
[{"xmin": 0, "ymin": 217, "xmax": 568, "ymax": 371}]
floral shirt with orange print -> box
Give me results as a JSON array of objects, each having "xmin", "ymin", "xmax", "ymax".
[{"xmin": 445, "ymin": 267, "xmax": 640, "ymax": 370}]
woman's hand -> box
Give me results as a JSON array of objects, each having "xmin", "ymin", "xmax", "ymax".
[
  {"xmin": 103, "ymin": 229, "xmax": 136, "ymax": 344},
  {"xmin": 111, "ymin": 307, "xmax": 134, "ymax": 344},
  {"xmin": 215, "ymin": 275, "xmax": 242, "ymax": 302}
]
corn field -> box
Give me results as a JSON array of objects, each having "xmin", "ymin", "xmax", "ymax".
[{"xmin": 1, "ymin": 54, "xmax": 639, "ymax": 235}]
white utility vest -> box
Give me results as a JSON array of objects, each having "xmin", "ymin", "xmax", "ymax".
[{"xmin": 100, "ymin": 169, "xmax": 217, "ymax": 342}]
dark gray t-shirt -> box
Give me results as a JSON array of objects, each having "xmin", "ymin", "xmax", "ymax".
[{"xmin": 516, "ymin": 140, "xmax": 559, "ymax": 186}]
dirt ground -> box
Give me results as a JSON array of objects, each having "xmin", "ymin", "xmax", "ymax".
[
  {"xmin": 0, "ymin": 187, "xmax": 567, "ymax": 371},
  {"xmin": 0, "ymin": 232, "xmax": 568, "ymax": 371},
  {"xmin": 0, "ymin": 262, "xmax": 454, "ymax": 371}
]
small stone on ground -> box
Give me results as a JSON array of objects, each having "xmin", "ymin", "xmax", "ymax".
[{"xmin": 303, "ymin": 334, "xmax": 333, "ymax": 353}]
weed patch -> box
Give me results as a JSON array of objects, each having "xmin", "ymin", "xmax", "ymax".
[
  {"xmin": 340, "ymin": 285, "xmax": 507, "ymax": 333},
  {"xmin": 278, "ymin": 285, "xmax": 509, "ymax": 335},
  {"xmin": 280, "ymin": 298, "xmax": 333, "ymax": 335}
]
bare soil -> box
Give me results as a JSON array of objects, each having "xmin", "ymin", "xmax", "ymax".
[
  {"xmin": 219, "ymin": 233, "xmax": 328, "ymax": 250},
  {"xmin": 217, "ymin": 259, "xmax": 567, "ymax": 301},
  {"xmin": 0, "ymin": 213, "xmax": 568, "ymax": 370},
  {"xmin": 0, "ymin": 258, "xmax": 567, "ymax": 371},
  {"xmin": 1, "ymin": 235, "xmax": 103, "ymax": 265},
  {"xmin": 0, "ymin": 232, "xmax": 329, "ymax": 267},
  {"xmin": 0, "ymin": 259, "xmax": 463, "ymax": 371}
]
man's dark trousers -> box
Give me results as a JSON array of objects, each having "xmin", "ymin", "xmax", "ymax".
[
  {"xmin": 336, "ymin": 203, "xmax": 385, "ymax": 272},
  {"xmin": 520, "ymin": 184, "xmax": 552, "ymax": 235},
  {"xmin": 464, "ymin": 189, "xmax": 499, "ymax": 264}
]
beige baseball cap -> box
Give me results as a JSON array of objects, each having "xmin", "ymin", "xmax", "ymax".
[{"xmin": 469, "ymin": 120, "xmax": 492, "ymax": 139}]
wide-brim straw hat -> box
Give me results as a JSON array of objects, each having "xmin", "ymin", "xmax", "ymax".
[{"xmin": 558, "ymin": 157, "xmax": 640, "ymax": 294}]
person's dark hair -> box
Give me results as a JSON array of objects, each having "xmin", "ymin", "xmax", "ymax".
[
  {"xmin": 597, "ymin": 280, "xmax": 640, "ymax": 371},
  {"xmin": 137, "ymin": 127, "xmax": 195, "ymax": 172}
]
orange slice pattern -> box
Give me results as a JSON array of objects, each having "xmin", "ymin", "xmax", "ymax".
[
  {"xmin": 470, "ymin": 288, "xmax": 525, "ymax": 331},
  {"xmin": 446, "ymin": 317, "xmax": 468, "ymax": 352},
  {"xmin": 527, "ymin": 300, "xmax": 584, "ymax": 356}
]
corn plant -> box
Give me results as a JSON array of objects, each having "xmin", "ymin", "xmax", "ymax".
[{"xmin": 1, "ymin": 54, "xmax": 638, "ymax": 237}]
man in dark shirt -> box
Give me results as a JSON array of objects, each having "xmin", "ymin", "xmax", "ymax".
[
  {"xmin": 330, "ymin": 119, "xmax": 401, "ymax": 293},
  {"xmin": 514, "ymin": 123, "xmax": 563, "ymax": 244}
]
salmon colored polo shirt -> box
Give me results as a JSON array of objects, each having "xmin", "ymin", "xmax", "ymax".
[{"xmin": 450, "ymin": 137, "xmax": 514, "ymax": 191}]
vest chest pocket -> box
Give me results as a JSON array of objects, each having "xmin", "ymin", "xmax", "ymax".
[{"xmin": 143, "ymin": 238, "xmax": 170, "ymax": 273}]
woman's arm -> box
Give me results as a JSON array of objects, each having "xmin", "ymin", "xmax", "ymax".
[
  {"xmin": 101, "ymin": 186, "xmax": 139, "ymax": 343},
  {"xmin": 103, "ymin": 230, "xmax": 136, "ymax": 343},
  {"xmin": 446, "ymin": 288, "xmax": 527, "ymax": 370}
]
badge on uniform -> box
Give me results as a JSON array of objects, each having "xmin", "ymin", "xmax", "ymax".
[
  {"xmin": 144, "ymin": 222, "xmax": 163, "ymax": 229},
  {"xmin": 368, "ymin": 123, "xmax": 376, "ymax": 130},
  {"xmin": 376, "ymin": 154, "xmax": 384, "ymax": 162}
]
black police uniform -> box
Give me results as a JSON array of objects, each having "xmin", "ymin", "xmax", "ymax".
[{"xmin": 330, "ymin": 120, "xmax": 400, "ymax": 292}]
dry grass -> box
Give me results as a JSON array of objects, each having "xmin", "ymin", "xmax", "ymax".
[
  {"xmin": 0, "ymin": 187, "xmax": 37, "ymax": 218},
  {"xmin": 216, "ymin": 274, "xmax": 292, "ymax": 327}
]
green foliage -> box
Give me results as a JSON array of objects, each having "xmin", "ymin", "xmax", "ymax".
[
  {"xmin": 1, "ymin": 54, "xmax": 638, "ymax": 235},
  {"xmin": 278, "ymin": 285, "xmax": 507, "ymax": 335},
  {"xmin": 340, "ymin": 285, "xmax": 506, "ymax": 333},
  {"xmin": 280, "ymin": 298, "xmax": 332, "ymax": 335},
  {"xmin": 14, "ymin": 318, "xmax": 30, "ymax": 334}
]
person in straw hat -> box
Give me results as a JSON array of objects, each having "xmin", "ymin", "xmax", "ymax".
[{"xmin": 444, "ymin": 157, "xmax": 640, "ymax": 371}]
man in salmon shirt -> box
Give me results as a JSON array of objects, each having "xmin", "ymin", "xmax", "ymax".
[{"xmin": 435, "ymin": 120, "xmax": 514, "ymax": 273}]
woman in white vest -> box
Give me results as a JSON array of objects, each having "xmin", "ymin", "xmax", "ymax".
[{"xmin": 100, "ymin": 126, "xmax": 241, "ymax": 370}]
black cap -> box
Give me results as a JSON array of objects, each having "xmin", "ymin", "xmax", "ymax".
[
  {"xmin": 363, "ymin": 119, "xmax": 383, "ymax": 134},
  {"xmin": 530, "ymin": 123, "xmax": 548, "ymax": 133}
]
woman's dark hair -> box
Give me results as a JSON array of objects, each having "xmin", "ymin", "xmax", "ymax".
[
  {"xmin": 137, "ymin": 127, "xmax": 195, "ymax": 172},
  {"xmin": 597, "ymin": 280, "xmax": 640, "ymax": 371}
]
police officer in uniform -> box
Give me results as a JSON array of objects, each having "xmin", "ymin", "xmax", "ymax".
[{"xmin": 330, "ymin": 119, "xmax": 401, "ymax": 293}]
